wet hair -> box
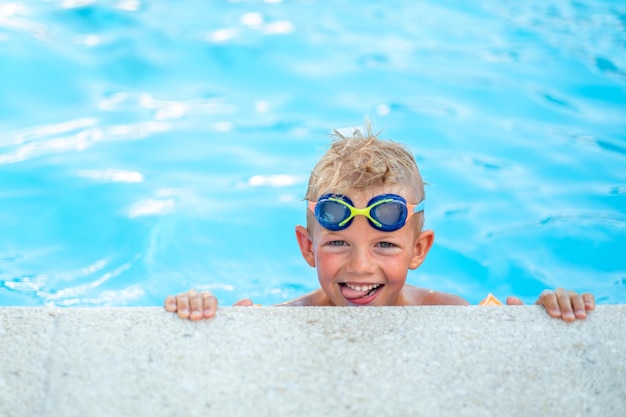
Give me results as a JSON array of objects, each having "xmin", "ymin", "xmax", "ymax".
[{"xmin": 305, "ymin": 123, "xmax": 426, "ymax": 232}]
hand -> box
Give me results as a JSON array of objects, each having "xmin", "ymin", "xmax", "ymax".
[
  {"xmin": 164, "ymin": 290, "xmax": 218, "ymax": 320},
  {"xmin": 164, "ymin": 290, "xmax": 254, "ymax": 320},
  {"xmin": 506, "ymin": 288, "xmax": 595, "ymax": 322}
]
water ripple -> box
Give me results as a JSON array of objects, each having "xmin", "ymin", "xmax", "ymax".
[
  {"xmin": 571, "ymin": 135, "xmax": 626, "ymax": 158},
  {"xmin": 484, "ymin": 211, "xmax": 626, "ymax": 238},
  {"xmin": 0, "ymin": 118, "xmax": 171, "ymax": 165},
  {"xmin": 0, "ymin": 3, "xmax": 49, "ymax": 40},
  {"xmin": 0, "ymin": 254, "xmax": 142, "ymax": 306}
]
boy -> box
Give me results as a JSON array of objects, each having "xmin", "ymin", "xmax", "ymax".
[{"xmin": 165, "ymin": 125, "xmax": 595, "ymax": 321}]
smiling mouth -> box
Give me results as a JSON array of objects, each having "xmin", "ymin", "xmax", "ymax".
[{"xmin": 340, "ymin": 283, "xmax": 384, "ymax": 303}]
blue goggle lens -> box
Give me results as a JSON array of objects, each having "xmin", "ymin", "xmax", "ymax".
[{"xmin": 316, "ymin": 200, "xmax": 351, "ymax": 226}]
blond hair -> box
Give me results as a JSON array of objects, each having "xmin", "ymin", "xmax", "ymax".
[{"xmin": 305, "ymin": 123, "xmax": 426, "ymax": 232}]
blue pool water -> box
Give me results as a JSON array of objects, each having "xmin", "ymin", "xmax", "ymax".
[{"xmin": 1, "ymin": 1, "xmax": 625, "ymax": 307}]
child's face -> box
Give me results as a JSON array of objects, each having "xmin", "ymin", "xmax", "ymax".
[{"xmin": 296, "ymin": 186, "xmax": 433, "ymax": 306}]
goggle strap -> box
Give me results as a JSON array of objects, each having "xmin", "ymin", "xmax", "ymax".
[{"xmin": 410, "ymin": 200, "xmax": 426, "ymax": 213}]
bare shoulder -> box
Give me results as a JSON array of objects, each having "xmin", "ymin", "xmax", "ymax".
[
  {"xmin": 276, "ymin": 289, "xmax": 332, "ymax": 307},
  {"xmin": 403, "ymin": 285, "xmax": 469, "ymax": 306}
]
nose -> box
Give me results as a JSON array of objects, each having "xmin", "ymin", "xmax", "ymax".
[
  {"xmin": 345, "ymin": 244, "xmax": 377, "ymax": 275},
  {"xmin": 343, "ymin": 217, "xmax": 377, "ymax": 275}
]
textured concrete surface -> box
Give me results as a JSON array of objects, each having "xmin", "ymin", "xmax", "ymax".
[{"xmin": 0, "ymin": 306, "xmax": 624, "ymax": 417}]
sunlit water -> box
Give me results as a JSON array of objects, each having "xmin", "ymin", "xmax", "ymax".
[{"xmin": 1, "ymin": 0, "xmax": 625, "ymax": 307}]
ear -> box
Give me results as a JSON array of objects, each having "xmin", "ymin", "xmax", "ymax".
[
  {"xmin": 409, "ymin": 229, "xmax": 435, "ymax": 270},
  {"xmin": 295, "ymin": 225, "xmax": 316, "ymax": 267}
]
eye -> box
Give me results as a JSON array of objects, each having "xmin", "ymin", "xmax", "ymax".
[
  {"xmin": 377, "ymin": 241, "xmax": 396, "ymax": 248},
  {"xmin": 327, "ymin": 240, "xmax": 347, "ymax": 246}
]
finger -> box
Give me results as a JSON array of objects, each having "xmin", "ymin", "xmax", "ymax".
[
  {"xmin": 570, "ymin": 292, "xmax": 587, "ymax": 320},
  {"xmin": 233, "ymin": 298, "xmax": 254, "ymax": 307},
  {"xmin": 188, "ymin": 290, "xmax": 204, "ymax": 321},
  {"xmin": 505, "ymin": 296, "xmax": 523, "ymax": 305},
  {"xmin": 555, "ymin": 289, "xmax": 576, "ymax": 322},
  {"xmin": 536, "ymin": 289, "xmax": 561, "ymax": 319},
  {"xmin": 202, "ymin": 291, "xmax": 218, "ymax": 318},
  {"xmin": 164, "ymin": 295, "xmax": 177, "ymax": 312},
  {"xmin": 583, "ymin": 293, "xmax": 595, "ymax": 311},
  {"xmin": 175, "ymin": 292, "xmax": 191, "ymax": 319}
]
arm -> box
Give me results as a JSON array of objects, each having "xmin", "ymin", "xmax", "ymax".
[
  {"xmin": 507, "ymin": 288, "xmax": 595, "ymax": 322},
  {"xmin": 164, "ymin": 290, "xmax": 254, "ymax": 320}
]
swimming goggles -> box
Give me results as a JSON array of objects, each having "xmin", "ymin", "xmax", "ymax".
[{"xmin": 308, "ymin": 193, "xmax": 425, "ymax": 232}]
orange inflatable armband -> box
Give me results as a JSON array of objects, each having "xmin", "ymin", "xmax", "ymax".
[{"xmin": 478, "ymin": 293, "xmax": 503, "ymax": 306}]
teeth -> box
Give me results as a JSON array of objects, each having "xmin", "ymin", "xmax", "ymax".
[{"xmin": 345, "ymin": 283, "xmax": 381, "ymax": 292}]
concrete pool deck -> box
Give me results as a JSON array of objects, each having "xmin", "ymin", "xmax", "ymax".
[{"xmin": 1, "ymin": 306, "xmax": 624, "ymax": 416}]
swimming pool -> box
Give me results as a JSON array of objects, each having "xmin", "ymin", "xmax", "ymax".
[{"xmin": 1, "ymin": 0, "xmax": 625, "ymax": 307}]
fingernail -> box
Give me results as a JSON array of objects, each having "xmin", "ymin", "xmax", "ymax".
[{"xmin": 204, "ymin": 308, "xmax": 213, "ymax": 316}]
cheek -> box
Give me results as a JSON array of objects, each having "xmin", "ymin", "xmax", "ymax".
[
  {"xmin": 314, "ymin": 251, "xmax": 333, "ymax": 278},
  {"xmin": 383, "ymin": 258, "xmax": 411, "ymax": 284},
  {"xmin": 313, "ymin": 250, "xmax": 344, "ymax": 288}
]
